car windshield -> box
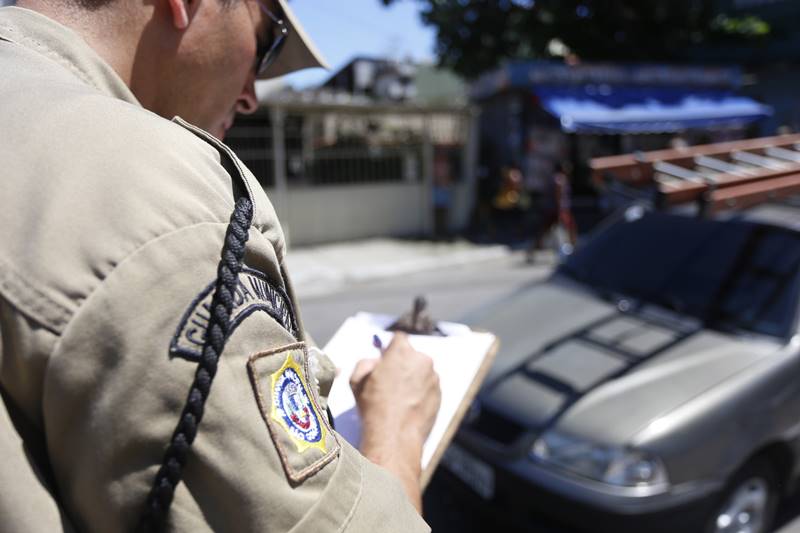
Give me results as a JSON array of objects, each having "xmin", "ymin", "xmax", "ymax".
[{"xmin": 559, "ymin": 211, "xmax": 800, "ymax": 339}]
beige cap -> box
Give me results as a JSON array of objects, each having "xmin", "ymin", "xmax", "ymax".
[{"xmin": 259, "ymin": 0, "xmax": 329, "ymax": 79}]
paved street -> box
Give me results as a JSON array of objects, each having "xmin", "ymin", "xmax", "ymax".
[
  {"xmin": 288, "ymin": 239, "xmax": 800, "ymax": 533},
  {"xmin": 292, "ymin": 243, "xmax": 553, "ymax": 345}
]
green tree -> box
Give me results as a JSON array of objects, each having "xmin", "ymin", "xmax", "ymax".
[{"xmin": 381, "ymin": 0, "xmax": 771, "ymax": 79}]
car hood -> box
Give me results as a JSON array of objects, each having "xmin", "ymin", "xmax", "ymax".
[{"xmin": 468, "ymin": 276, "xmax": 782, "ymax": 446}]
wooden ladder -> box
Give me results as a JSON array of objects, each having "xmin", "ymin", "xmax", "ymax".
[{"xmin": 590, "ymin": 134, "xmax": 800, "ymax": 214}]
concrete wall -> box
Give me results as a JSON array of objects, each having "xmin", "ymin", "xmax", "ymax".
[{"xmin": 267, "ymin": 181, "xmax": 474, "ymax": 247}]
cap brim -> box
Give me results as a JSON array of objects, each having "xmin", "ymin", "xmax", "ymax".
[{"xmin": 259, "ymin": 0, "xmax": 329, "ymax": 80}]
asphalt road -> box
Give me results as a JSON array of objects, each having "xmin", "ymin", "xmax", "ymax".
[
  {"xmin": 297, "ymin": 252, "xmax": 552, "ymax": 346},
  {"xmin": 297, "ymin": 251, "xmax": 800, "ymax": 533}
]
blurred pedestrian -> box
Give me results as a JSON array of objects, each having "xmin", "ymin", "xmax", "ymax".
[
  {"xmin": 527, "ymin": 161, "xmax": 577, "ymax": 262},
  {"xmin": 432, "ymin": 149, "xmax": 453, "ymax": 241},
  {"xmin": 491, "ymin": 165, "xmax": 529, "ymax": 242}
]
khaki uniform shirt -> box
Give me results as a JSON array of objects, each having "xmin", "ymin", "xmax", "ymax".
[{"xmin": 0, "ymin": 7, "xmax": 428, "ymax": 533}]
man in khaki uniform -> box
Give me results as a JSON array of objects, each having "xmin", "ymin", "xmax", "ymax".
[{"xmin": 0, "ymin": 0, "xmax": 440, "ymax": 531}]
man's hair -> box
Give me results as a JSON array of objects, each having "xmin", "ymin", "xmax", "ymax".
[
  {"xmin": 73, "ymin": 0, "xmax": 238, "ymax": 10},
  {"xmin": 72, "ymin": 0, "xmax": 110, "ymax": 9}
]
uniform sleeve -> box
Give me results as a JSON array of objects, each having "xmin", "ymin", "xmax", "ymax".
[
  {"xmin": 0, "ymin": 391, "xmax": 76, "ymax": 533},
  {"xmin": 42, "ymin": 223, "xmax": 428, "ymax": 533}
]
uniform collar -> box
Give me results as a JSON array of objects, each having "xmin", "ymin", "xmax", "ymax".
[{"xmin": 0, "ymin": 6, "xmax": 140, "ymax": 106}]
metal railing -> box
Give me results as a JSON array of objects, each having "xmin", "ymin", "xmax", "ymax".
[{"xmin": 226, "ymin": 102, "xmax": 474, "ymax": 190}]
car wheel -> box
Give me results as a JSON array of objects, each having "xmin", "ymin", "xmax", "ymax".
[{"xmin": 705, "ymin": 458, "xmax": 779, "ymax": 533}]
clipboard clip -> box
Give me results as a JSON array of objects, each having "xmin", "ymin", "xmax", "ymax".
[{"xmin": 387, "ymin": 296, "xmax": 446, "ymax": 336}]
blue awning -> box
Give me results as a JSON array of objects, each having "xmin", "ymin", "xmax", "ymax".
[{"xmin": 534, "ymin": 86, "xmax": 772, "ymax": 134}]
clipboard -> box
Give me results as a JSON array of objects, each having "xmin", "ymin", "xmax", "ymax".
[{"xmin": 322, "ymin": 312, "xmax": 499, "ymax": 488}]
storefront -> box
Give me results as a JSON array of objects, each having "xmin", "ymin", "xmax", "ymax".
[{"xmin": 471, "ymin": 61, "xmax": 772, "ymax": 201}]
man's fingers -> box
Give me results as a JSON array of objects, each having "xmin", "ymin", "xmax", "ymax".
[
  {"xmin": 349, "ymin": 358, "xmax": 380, "ymax": 393},
  {"xmin": 383, "ymin": 332, "xmax": 413, "ymax": 361},
  {"xmin": 386, "ymin": 331, "xmax": 408, "ymax": 349}
]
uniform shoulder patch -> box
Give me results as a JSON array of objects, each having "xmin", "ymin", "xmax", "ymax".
[
  {"xmin": 248, "ymin": 343, "xmax": 340, "ymax": 484},
  {"xmin": 271, "ymin": 355, "xmax": 326, "ymax": 453},
  {"xmin": 171, "ymin": 266, "xmax": 298, "ymax": 361}
]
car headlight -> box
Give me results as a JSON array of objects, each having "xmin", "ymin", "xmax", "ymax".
[{"xmin": 531, "ymin": 431, "xmax": 669, "ymax": 488}]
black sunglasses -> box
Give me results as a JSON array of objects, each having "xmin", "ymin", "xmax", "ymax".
[{"xmin": 255, "ymin": 1, "xmax": 289, "ymax": 75}]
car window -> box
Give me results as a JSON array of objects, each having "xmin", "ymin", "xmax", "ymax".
[{"xmin": 560, "ymin": 212, "xmax": 800, "ymax": 339}]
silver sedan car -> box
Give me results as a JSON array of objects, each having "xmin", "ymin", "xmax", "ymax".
[{"xmin": 433, "ymin": 205, "xmax": 800, "ymax": 533}]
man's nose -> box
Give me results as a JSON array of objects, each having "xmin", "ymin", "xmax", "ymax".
[{"xmin": 236, "ymin": 73, "xmax": 258, "ymax": 115}]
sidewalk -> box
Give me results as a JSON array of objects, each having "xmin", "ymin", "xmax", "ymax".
[{"xmin": 285, "ymin": 238, "xmax": 513, "ymax": 298}]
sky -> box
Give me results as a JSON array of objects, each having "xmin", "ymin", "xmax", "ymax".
[{"xmin": 281, "ymin": 0, "xmax": 437, "ymax": 89}]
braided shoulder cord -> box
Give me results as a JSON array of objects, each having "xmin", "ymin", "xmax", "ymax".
[{"xmin": 137, "ymin": 197, "xmax": 253, "ymax": 532}]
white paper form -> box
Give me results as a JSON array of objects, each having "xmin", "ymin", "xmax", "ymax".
[{"xmin": 323, "ymin": 312, "xmax": 496, "ymax": 470}]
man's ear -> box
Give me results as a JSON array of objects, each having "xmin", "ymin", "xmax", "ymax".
[{"xmin": 167, "ymin": 0, "xmax": 190, "ymax": 30}]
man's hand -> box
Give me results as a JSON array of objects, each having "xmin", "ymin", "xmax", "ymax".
[{"xmin": 349, "ymin": 333, "xmax": 441, "ymax": 512}]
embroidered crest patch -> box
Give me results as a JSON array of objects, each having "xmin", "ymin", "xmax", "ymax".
[
  {"xmin": 270, "ymin": 355, "xmax": 326, "ymax": 453},
  {"xmin": 248, "ymin": 343, "xmax": 340, "ymax": 484},
  {"xmin": 171, "ymin": 266, "xmax": 298, "ymax": 361}
]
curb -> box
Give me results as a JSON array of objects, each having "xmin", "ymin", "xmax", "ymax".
[{"xmin": 286, "ymin": 239, "xmax": 512, "ymax": 298}]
